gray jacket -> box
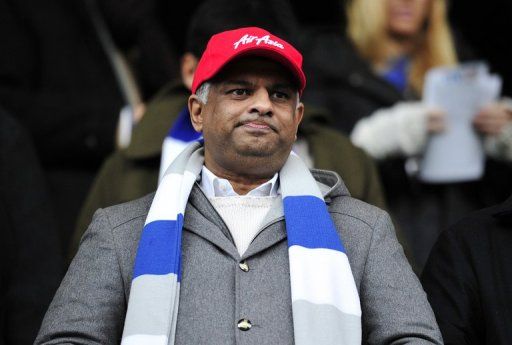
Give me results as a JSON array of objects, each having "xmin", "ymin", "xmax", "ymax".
[{"xmin": 35, "ymin": 169, "xmax": 442, "ymax": 345}]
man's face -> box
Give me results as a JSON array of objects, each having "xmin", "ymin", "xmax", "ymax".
[{"xmin": 189, "ymin": 56, "xmax": 304, "ymax": 177}]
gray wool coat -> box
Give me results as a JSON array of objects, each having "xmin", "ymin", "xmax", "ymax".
[{"xmin": 35, "ymin": 169, "xmax": 443, "ymax": 345}]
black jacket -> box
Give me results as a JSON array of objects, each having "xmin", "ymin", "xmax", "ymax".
[
  {"xmin": 421, "ymin": 196, "xmax": 512, "ymax": 345},
  {"xmin": 0, "ymin": 0, "xmax": 123, "ymax": 169},
  {"xmin": 302, "ymin": 30, "xmax": 403, "ymax": 134},
  {"xmin": 0, "ymin": 109, "xmax": 64, "ymax": 344}
]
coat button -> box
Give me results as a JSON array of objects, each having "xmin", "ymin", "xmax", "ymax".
[
  {"xmin": 239, "ymin": 260, "xmax": 249, "ymax": 272},
  {"xmin": 237, "ymin": 319, "xmax": 252, "ymax": 331}
]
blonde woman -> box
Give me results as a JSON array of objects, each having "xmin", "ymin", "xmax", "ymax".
[
  {"xmin": 347, "ymin": 0, "xmax": 512, "ymax": 159},
  {"xmin": 303, "ymin": 0, "xmax": 512, "ymax": 272}
]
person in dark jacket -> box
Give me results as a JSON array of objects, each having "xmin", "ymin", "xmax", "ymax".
[
  {"xmin": 421, "ymin": 195, "xmax": 512, "ymax": 344},
  {"xmin": 0, "ymin": 0, "xmax": 125, "ymax": 250},
  {"xmin": 0, "ymin": 108, "xmax": 64, "ymax": 344},
  {"xmin": 0, "ymin": 0, "xmax": 124, "ymax": 168}
]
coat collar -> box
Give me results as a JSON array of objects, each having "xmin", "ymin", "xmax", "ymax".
[{"xmin": 182, "ymin": 169, "xmax": 349, "ymax": 261}]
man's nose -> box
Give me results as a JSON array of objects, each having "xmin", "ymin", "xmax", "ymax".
[{"xmin": 249, "ymin": 88, "xmax": 273, "ymax": 116}]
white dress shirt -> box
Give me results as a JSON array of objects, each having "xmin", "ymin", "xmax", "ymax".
[{"xmin": 200, "ymin": 166, "xmax": 279, "ymax": 197}]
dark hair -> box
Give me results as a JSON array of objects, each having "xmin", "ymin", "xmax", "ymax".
[{"xmin": 185, "ymin": 0, "xmax": 301, "ymax": 58}]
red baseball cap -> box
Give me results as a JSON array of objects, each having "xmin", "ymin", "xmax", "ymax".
[{"xmin": 191, "ymin": 26, "xmax": 306, "ymax": 95}]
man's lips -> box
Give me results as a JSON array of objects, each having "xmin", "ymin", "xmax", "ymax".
[
  {"xmin": 245, "ymin": 122, "xmax": 270, "ymax": 130},
  {"xmin": 237, "ymin": 119, "xmax": 276, "ymax": 132}
]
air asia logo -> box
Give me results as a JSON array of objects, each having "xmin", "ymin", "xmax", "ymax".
[{"xmin": 233, "ymin": 34, "xmax": 284, "ymax": 50}]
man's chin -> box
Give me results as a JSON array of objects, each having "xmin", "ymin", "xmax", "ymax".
[{"xmin": 236, "ymin": 148, "xmax": 274, "ymax": 158}]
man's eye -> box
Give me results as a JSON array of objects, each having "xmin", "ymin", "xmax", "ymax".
[
  {"xmin": 272, "ymin": 91, "xmax": 290, "ymax": 100},
  {"xmin": 231, "ymin": 89, "xmax": 250, "ymax": 96}
]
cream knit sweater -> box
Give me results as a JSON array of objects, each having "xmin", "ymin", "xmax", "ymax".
[{"xmin": 209, "ymin": 196, "xmax": 276, "ymax": 256}]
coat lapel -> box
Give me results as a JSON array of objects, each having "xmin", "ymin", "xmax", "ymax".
[
  {"xmin": 184, "ymin": 185, "xmax": 240, "ymax": 260},
  {"xmin": 243, "ymin": 196, "xmax": 286, "ymax": 259}
]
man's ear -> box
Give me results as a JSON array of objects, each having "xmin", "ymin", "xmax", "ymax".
[
  {"xmin": 181, "ymin": 53, "xmax": 198, "ymax": 91},
  {"xmin": 294, "ymin": 102, "xmax": 305, "ymax": 133},
  {"xmin": 188, "ymin": 95, "xmax": 204, "ymax": 132}
]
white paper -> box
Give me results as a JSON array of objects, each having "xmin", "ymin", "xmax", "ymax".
[{"xmin": 418, "ymin": 62, "xmax": 502, "ymax": 183}]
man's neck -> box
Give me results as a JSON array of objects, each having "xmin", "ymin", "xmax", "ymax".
[
  {"xmin": 203, "ymin": 163, "xmax": 276, "ymax": 195},
  {"xmin": 201, "ymin": 165, "xmax": 279, "ymax": 197}
]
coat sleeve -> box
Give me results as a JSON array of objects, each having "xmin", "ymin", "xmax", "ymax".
[
  {"xmin": 360, "ymin": 211, "xmax": 443, "ymax": 344},
  {"xmin": 35, "ymin": 209, "xmax": 126, "ymax": 345},
  {"xmin": 350, "ymin": 101, "xmax": 431, "ymax": 159},
  {"xmin": 421, "ymin": 229, "xmax": 481, "ymax": 345}
]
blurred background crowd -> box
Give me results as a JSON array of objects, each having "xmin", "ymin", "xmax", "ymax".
[{"xmin": 1, "ymin": 0, "xmax": 512, "ymax": 343}]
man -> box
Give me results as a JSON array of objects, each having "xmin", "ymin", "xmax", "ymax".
[
  {"xmin": 421, "ymin": 194, "xmax": 512, "ymax": 344},
  {"xmin": 69, "ymin": 0, "xmax": 388, "ymax": 260},
  {"xmin": 36, "ymin": 27, "xmax": 441, "ymax": 344}
]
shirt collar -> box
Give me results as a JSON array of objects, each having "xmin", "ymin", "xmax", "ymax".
[{"xmin": 200, "ymin": 165, "xmax": 279, "ymax": 198}]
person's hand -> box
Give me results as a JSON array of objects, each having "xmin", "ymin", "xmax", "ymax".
[
  {"xmin": 350, "ymin": 101, "xmax": 446, "ymax": 159},
  {"xmin": 473, "ymin": 101, "xmax": 512, "ymax": 136},
  {"xmin": 426, "ymin": 108, "xmax": 446, "ymax": 133}
]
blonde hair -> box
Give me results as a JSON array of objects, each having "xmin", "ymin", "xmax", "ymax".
[{"xmin": 346, "ymin": 0, "xmax": 457, "ymax": 93}]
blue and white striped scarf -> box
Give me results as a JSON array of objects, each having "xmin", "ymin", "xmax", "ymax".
[
  {"xmin": 121, "ymin": 141, "xmax": 361, "ymax": 345},
  {"xmin": 158, "ymin": 107, "xmax": 202, "ymax": 183}
]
